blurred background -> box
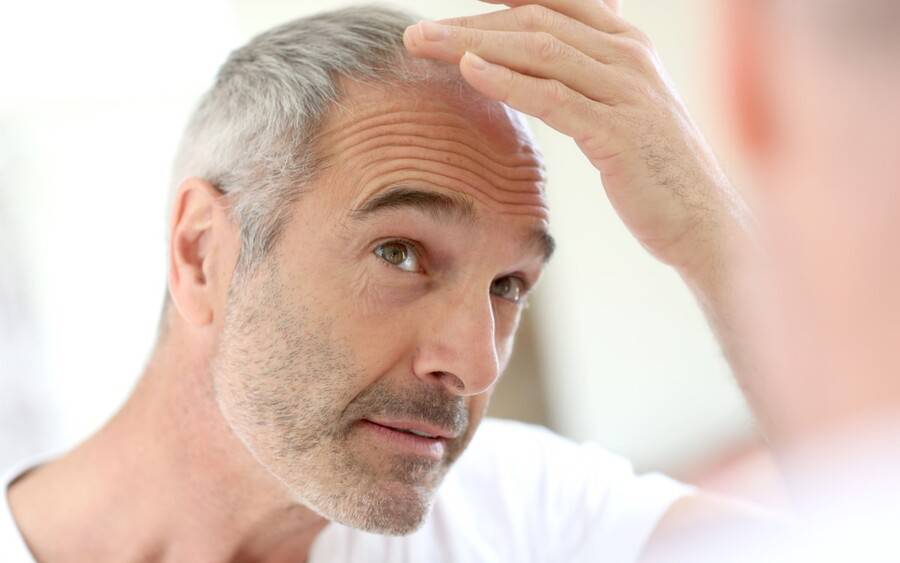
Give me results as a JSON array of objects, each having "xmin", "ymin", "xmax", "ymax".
[{"xmin": 0, "ymin": 0, "xmax": 780, "ymax": 503}]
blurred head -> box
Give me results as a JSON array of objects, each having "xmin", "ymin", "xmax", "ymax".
[
  {"xmin": 163, "ymin": 7, "xmax": 551, "ymax": 534},
  {"xmin": 725, "ymin": 0, "xmax": 900, "ymax": 441},
  {"xmin": 728, "ymin": 0, "xmax": 900, "ymax": 195}
]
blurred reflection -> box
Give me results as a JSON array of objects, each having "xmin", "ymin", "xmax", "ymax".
[{"xmin": 648, "ymin": 0, "xmax": 900, "ymax": 558}]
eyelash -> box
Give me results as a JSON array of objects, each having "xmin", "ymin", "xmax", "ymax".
[
  {"xmin": 373, "ymin": 238, "xmax": 534, "ymax": 301},
  {"xmin": 374, "ymin": 238, "xmax": 424, "ymax": 268}
]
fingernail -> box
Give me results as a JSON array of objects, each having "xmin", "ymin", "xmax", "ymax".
[
  {"xmin": 464, "ymin": 51, "xmax": 489, "ymax": 71},
  {"xmin": 419, "ymin": 20, "xmax": 450, "ymax": 41}
]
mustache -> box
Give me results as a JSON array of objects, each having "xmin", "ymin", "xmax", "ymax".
[{"xmin": 344, "ymin": 383, "xmax": 469, "ymax": 438}]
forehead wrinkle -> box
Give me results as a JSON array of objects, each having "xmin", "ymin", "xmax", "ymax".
[
  {"xmin": 313, "ymin": 84, "xmax": 550, "ymax": 225},
  {"xmin": 316, "ymin": 110, "xmax": 542, "ymax": 169},
  {"xmin": 343, "ymin": 133, "xmax": 546, "ymax": 189},
  {"xmin": 356, "ymin": 154, "xmax": 545, "ymax": 202},
  {"xmin": 336, "ymin": 128, "xmax": 547, "ymax": 212}
]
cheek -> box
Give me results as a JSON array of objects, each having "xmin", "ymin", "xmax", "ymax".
[
  {"xmin": 330, "ymin": 289, "xmax": 420, "ymax": 380},
  {"xmin": 494, "ymin": 307, "xmax": 522, "ymax": 358},
  {"xmin": 494, "ymin": 333, "xmax": 515, "ymax": 374},
  {"xmin": 469, "ymin": 393, "xmax": 491, "ymax": 418},
  {"xmin": 220, "ymin": 270, "xmax": 366, "ymax": 414},
  {"xmin": 463, "ymin": 393, "xmax": 492, "ymax": 441},
  {"xmin": 349, "ymin": 263, "xmax": 429, "ymax": 314}
]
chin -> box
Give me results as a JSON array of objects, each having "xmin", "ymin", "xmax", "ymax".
[{"xmin": 306, "ymin": 478, "xmax": 438, "ymax": 536}]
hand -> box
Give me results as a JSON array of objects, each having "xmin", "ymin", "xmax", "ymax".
[{"xmin": 403, "ymin": 0, "xmax": 747, "ymax": 274}]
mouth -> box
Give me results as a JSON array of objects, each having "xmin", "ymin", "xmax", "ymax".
[{"xmin": 358, "ymin": 418, "xmax": 457, "ymax": 460}]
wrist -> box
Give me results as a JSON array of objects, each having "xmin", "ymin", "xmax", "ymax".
[{"xmin": 675, "ymin": 197, "xmax": 753, "ymax": 314}]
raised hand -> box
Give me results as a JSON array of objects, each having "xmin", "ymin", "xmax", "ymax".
[{"xmin": 403, "ymin": 0, "xmax": 747, "ymax": 274}]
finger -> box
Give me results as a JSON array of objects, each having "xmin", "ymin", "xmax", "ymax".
[
  {"xmin": 477, "ymin": 0, "xmax": 627, "ymax": 32},
  {"xmin": 459, "ymin": 51, "xmax": 618, "ymax": 158},
  {"xmin": 436, "ymin": 6, "xmax": 626, "ymax": 63},
  {"xmin": 404, "ymin": 22, "xmax": 621, "ymax": 104}
]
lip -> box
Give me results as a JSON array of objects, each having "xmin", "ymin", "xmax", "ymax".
[
  {"xmin": 364, "ymin": 417, "xmax": 459, "ymax": 440},
  {"xmin": 358, "ymin": 419, "xmax": 453, "ymax": 460}
]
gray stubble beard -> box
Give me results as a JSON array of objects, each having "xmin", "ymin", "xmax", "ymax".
[{"xmin": 210, "ymin": 262, "xmax": 469, "ymax": 535}]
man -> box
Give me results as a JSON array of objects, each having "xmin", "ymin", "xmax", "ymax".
[
  {"xmin": 724, "ymin": 0, "xmax": 900, "ymax": 454},
  {"xmin": 643, "ymin": 0, "xmax": 900, "ymax": 560},
  {"xmin": 2, "ymin": 2, "xmax": 754, "ymax": 561}
]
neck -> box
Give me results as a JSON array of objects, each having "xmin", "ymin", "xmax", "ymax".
[{"xmin": 7, "ymin": 334, "xmax": 329, "ymax": 563}]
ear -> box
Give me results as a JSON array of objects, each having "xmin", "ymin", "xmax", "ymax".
[
  {"xmin": 722, "ymin": 0, "xmax": 774, "ymax": 159},
  {"xmin": 167, "ymin": 178, "xmax": 238, "ymax": 327}
]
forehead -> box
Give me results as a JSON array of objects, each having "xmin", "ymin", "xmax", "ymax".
[
  {"xmin": 309, "ymin": 77, "xmax": 549, "ymax": 222},
  {"xmin": 327, "ymin": 76, "xmax": 542, "ymax": 158}
]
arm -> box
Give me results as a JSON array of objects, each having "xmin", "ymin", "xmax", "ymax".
[
  {"xmin": 404, "ymin": 0, "xmax": 773, "ymax": 548},
  {"xmin": 403, "ymin": 0, "xmax": 757, "ymax": 390}
]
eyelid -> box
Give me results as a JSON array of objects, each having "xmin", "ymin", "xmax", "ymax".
[
  {"xmin": 506, "ymin": 273, "xmax": 534, "ymax": 295},
  {"xmin": 519, "ymin": 274, "xmax": 535, "ymax": 293},
  {"xmin": 374, "ymin": 238, "xmax": 427, "ymax": 272},
  {"xmin": 492, "ymin": 274, "xmax": 532, "ymax": 305}
]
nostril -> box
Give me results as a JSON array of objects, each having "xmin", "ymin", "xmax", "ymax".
[{"xmin": 437, "ymin": 371, "xmax": 466, "ymax": 393}]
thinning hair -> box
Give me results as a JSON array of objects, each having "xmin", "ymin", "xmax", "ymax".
[{"xmin": 170, "ymin": 5, "xmax": 463, "ymax": 275}]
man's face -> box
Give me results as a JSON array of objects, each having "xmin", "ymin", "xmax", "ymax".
[{"xmin": 211, "ymin": 80, "xmax": 550, "ymax": 534}]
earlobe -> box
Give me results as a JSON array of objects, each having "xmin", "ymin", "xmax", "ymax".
[{"xmin": 167, "ymin": 178, "xmax": 233, "ymax": 327}]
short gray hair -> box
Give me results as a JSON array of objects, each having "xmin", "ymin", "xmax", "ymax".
[{"xmin": 171, "ymin": 5, "xmax": 457, "ymax": 273}]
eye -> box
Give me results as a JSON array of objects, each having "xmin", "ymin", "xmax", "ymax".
[
  {"xmin": 490, "ymin": 276, "xmax": 527, "ymax": 304},
  {"xmin": 374, "ymin": 241, "xmax": 421, "ymax": 273}
]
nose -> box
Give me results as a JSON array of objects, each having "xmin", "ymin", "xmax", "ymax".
[{"xmin": 412, "ymin": 290, "xmax": 501, "ymax": 397}]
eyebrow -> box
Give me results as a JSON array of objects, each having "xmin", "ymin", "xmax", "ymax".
[
  {"xmin": 352, "ymin": 186, "xmax": 477, "ymax": 223},
  {"xmin": 533, "ymin": 228, "xmax": 556, "ymax": 264},
  {"xmin": 352, "ymin": 185, "xmax": 556, "ymax": 263}
]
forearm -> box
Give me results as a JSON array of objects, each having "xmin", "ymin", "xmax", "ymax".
[{"xmin": 675, "ymin": 177, "xmax": 760, "ymax": 404}]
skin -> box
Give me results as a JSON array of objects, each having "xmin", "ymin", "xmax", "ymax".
[
  {"xmin": 642, "ymin": 2, "xmax": 900, "ymax": 556},
  {"xmin": 7, "ymin": 78, "xmax": 551, "ymax": 561},
  {"xmin": 7, "ymin": 0, "xmax": 781, "ymax": 561},
  {"xmin": 403, "ymin": 0, "xmax": 753, "ymax": 402},
  {"xmin": 10, "ymin": 0, "xmax": 896, "ymax": 559},
  {"xmin": 725, "ymin": 0, "xmax": 900, "ymax": 448},
  {"xmin": 402, "ymin": 0, "xmax": 765, "ymax": 557},
  {"xmin": 211, "ymin": 80, "xmax": 551, "ymax": 535}
]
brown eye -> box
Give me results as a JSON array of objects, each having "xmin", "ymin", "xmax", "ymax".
[
  {"xmin": 374, "ymin": 241, "xmax": 419, "ymax": 272},
  {"xmin": 490, "ymin": 276, "xmax": 526, "ymax": 303}
]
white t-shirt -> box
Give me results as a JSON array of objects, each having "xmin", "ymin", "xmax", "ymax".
[{"xmin": 2, "ymin": 419, "xmax": 691, "ymax": 562}]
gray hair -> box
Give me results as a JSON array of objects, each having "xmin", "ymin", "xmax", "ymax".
[{"xmin": 170, "ymin": 5, "xmax": 462, "ymax": 273}]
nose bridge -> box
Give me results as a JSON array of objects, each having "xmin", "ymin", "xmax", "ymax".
[{"xmin": 415, "ymin": 282, "xmax": 500, "ymax": 396}]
